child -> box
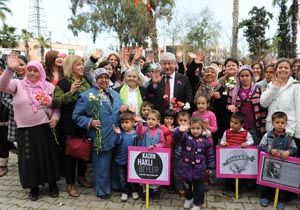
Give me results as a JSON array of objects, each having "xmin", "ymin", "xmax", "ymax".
[
  {"xmin": 160, "ymin": 109, "xmax": 176, "ymax": 148},
  {"xmin": 174, "ymin": 117, "xmax": 215, "ymax": 210},
  {"xmin": 259, "ymin": 111, "xmax": 298, "ymax": 210},
  {"xmin": 192, "ymin": 94, "xmax": 218, "ymax": 147},
  {"xmin": 136, "ymin": 110, "xmax": 166, "ymax": 202},
  {"xmin": 140, "ymin": 101, "xmax": 154, "ymax": 125},
  {"xmin": 220, "ymin": 112, "xmax": 254, "ymax": 195},
  {"xmin": 113, "ymin": 111, "xmax": 139, "ymax": 202},
  {"xmin": 173, "ymin": 111, "xmax": 191, "ymax": 195}
]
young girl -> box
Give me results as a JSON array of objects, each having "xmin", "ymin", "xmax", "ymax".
[
  {"xmin": 192, "ymin": 95, "xmax": 218, "ymax": 147},
  {"xmin": 136, "ymin": 110, "xmax": 166, "ymax": 201},
  {"xmin": 227, "ymin": 65, "xmax": 266, "ymax": 144},
  {"xmin": 174, "ymin": 117, "xmax": 215, "ymax": 210},
  {"xmin": 160, "ymin": 109, "xmax": 176, "ymax": 148}
]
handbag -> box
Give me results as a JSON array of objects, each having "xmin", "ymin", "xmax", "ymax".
[{"xmin": 65, "ymin": 136, "xmax": 92, "ymax": 161}]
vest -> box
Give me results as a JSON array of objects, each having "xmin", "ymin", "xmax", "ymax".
[{"xmin": 225, "ymin": 129, "xmax": 248, "ymax": 146}]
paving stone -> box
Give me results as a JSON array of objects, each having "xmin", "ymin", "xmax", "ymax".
[
  {"xmin": 243, "ymin": 203, "xmax": 263, "ymax": 210},
  {"xmin": 225, "ymin": 202, "xmax": 244, "ymax": 210},
  {"xmin": 207, "ymin": 201, "xmax": 226, "ymax": 209}
]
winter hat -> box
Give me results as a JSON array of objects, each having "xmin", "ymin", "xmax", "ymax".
[{"xmin": 94, "ymin": 68, "xmax": 109, "ymax": 80}]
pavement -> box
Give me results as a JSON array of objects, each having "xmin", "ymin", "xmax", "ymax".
[{"xmin": 0, "ymin": 154, "xmax": 299, "ymax": 210}]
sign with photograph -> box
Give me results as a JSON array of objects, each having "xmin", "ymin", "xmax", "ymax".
[
  {"xmin": 216, "ymin": 146, "xmax": 258, "ymax": 179},
  {"xmin": 257, "ymin": 152, "xmax": 300, "ymax": 193},
  {"xmin": 127, "ymin": 146, "xmax": 171, "ymax": 185}
]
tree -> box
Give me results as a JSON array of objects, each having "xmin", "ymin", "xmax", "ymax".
[
  {"xmin": 273, "ymin": 0, "xmax": 293, "ymax": 58},
  {"xmin": 69, "ymin": 0, "xmax": 151, "ymax": 50},
  {"xmin": 0, "ymin": 0, "xmax": 11, "ymax": 22},
  {"xmin": 184, "ymin": 8, "xmax": 220, "ymax": 53},
  {"xmin": 21, "ymin": 29, "xmax": 33, "ymax": 60},
  {"xmin": 290, "ymin": 0, "xmax": 298, "ymax": 58},
  {"xmin": 35, "ymin": 36, "xmax": 50, "ymax": 63},
  {"xmin": 239, "ymin": 6, "xmax": 273, "ymax": 61},
  {"xmin": 0, "ymin": 23, "xmax": 19, "ymax": 48},
  {"xmin": 231, "ymin": 0, "xmax": 239, "ymax": 58}
]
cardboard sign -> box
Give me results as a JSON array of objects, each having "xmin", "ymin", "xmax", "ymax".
[
  {"xmin": 216, "ymin": 146, "xmax": 258, "ymax": 179},
  {"xmin": 127, "ymin": 146, "xmax": 171, "ymax": 185},
  {"xmin": 257, "ymin": 152, "xmax": 300, "ymax": 193}
]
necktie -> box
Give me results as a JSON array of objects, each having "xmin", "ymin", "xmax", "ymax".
[{"xmin": 164, "ymin": 76, "xmax": 170, "ymax": 106}]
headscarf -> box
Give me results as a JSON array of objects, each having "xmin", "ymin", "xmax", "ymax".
[
  {"xmin": 231, "ymin": 65, "xmax": 256, "ymax": 104},
  {"xmin": 21, "ymin": 61, "xmax": 52, "ymax": 112}
]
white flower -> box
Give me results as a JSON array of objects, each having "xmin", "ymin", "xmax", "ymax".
[
  {"xmin": 89, "ymin": 93, "xmax": 96, "ymax": 101},
  {"xmin": 183, "ymin": 102, "xmax": 191, "ymax": 110},
  {"xmin": 286, "ymin": 129, "xmax": 294, "ymax": 137}
]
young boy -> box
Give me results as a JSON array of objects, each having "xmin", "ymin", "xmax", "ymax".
[
  {"xmin": 113, "ymin": 111, "xmax": 139, "ymax": 202},
  {"xmin": 220, "ymin": 112, "xmax": 254, "ymax": 195},
  {"xmin": 140, "ymin": 101, "xmax": 154, "ymax": 125},
  {"xmin": 173, "ymin": 111, "xmax": 191, "ymax": 196},
  {"xmin": 259, "ymin": 111, "xmax": 298, "ymax": 209}
]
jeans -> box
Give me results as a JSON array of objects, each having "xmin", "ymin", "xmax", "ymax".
[{"xmin": 116, "ymin": 164, "xmax": 138, "ymax": 194}]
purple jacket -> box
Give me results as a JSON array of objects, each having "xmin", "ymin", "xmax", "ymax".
[{"xmin": 174, "ymin": 128, "xmax": 215, "ymax": 181}]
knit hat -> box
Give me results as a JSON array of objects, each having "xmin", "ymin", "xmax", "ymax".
[
  {"xmin": 238, "ymin": 65, "xmax": 253, "ymax": 76},
  {"xmin": 160, "ymin": 52, "xmax": 176, "ymax": 61},
  {"xmin": 149, "ymin": 63, "xmax": 162, "ymax": 72},
  {"xmin": 94, "ymin": 68, "xmax": 109, "ymax": 80}
]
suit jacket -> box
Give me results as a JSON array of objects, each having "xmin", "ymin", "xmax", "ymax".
[{"xmin": 146, "ymin": 73, "xmax": 193, "ymax": 114}]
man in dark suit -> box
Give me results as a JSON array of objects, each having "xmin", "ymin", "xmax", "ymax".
[{"xmin": 146, "ymin": 52, "xmax": 193, "ymax": 114}]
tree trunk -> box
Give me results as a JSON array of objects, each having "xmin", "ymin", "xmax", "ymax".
[
  {"xmin": 25, "ymin": 41, "xmax": 30, "ymax": 60},
  {"xmin": 291, "ymin": 0, "xmax": 298, "ymax": 58},
  {"xmin": 231, "ymin": 0, "xmax": 239, "ymax": 58},
  {"xmin": 149, "ymin": 14, "xmax": 159, "ymax": 62}
]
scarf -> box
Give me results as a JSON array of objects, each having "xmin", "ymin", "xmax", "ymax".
[{"xmin": 119, "ymin": 84, "xmax": 143, "ymax": 115}]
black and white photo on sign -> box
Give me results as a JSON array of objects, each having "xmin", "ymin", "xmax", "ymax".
[
  {"xmin": 261, "ymin": 157, "xmax": 300, "ymax": 189},
  {"xmin": 219, "ymin": 147, "xmax": 258, "ymax": 175}
]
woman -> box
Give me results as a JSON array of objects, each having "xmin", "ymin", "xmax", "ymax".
[
  {"xmin": 73, "ymin": 68, "xmax": 122, "ymax": 198},
  {"xmin": 0, "ymin": 55, "xmax": 60, "ymax": 201},
  {"xmin": 251, "ymin": 62, "xmax": 264, "ymax": 82},
  {"xmin": 45, "ymin": 50, "xmax": 64, "ymax": 85},
  {"xmin": 256, "ymin": 64, "xmax": 275, "ymax": 92},
  {"xmin": 115, "ymin": 67, "xmax": 147, "ymax": 115},
  {"xmin": 52, "ymin": 55, "xmax": 91, "ymax": 197},
  {"xmin": 98, "ymin": 60, "xmax": 121, "ymax": 89},
  {"xmin": 108, "ymin": 53, "xmax": 122, "ymax": 85},
  {"xmin": 260, "ymin": 59, "xmax": 300, "ymax": 150},
  {"xmin": 227, "ymin": 65, "xmax": 266, "ymax": 144}
]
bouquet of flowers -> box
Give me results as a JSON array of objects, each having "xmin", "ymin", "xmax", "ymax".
[
  {"xmin": 35, "ymin": 91, "xmax": 59, "ymax": 145},
  {"xmin": 89, "ymin": 89, "xmax": 104, "ymax": 153},
  {"xmin": 223, "ymin": 76, "xmax": 237, "ymax": 95},
  {"xmin": 170, "ymin": 97, "xmax": 190, "ymax": 113}
]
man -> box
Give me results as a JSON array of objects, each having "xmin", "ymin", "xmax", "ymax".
[
  {"xmin": 266, "ymin": 161, "xmax": 281, "ymax": 179},
  {"xmin": 146, "ymin": 52, "xmax": 193, "ymax": 114}
]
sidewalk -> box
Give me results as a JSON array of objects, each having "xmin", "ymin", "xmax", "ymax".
[{"xmin": 0, "ymin": 154, "xmax": 299, "ymax": 210}]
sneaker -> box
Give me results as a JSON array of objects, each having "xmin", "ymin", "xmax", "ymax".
[
  {"xmin": 191, "ymin": 205, "xmax": 201, "ymax": 210},
  {"xmin": 277, "ymin": 202, "xmax": 284, "ymax": 210},
  {"xmin": 260, "ymin": 198, "xmax": 270, "ymax": 207},
  {"xmin": 121, "ymin": 193, "xmax": 128, "ymax": 202},
  {"xmin": 132, "ymin": 192, "xmax": 139, "ymax": 200},
  {"xmin": 152, "ymin": 190, "xmax": 160, "ymax": 202},
  {"xmin": 183, "ymin": 199, "xmax": 193, "ymax": 209}
]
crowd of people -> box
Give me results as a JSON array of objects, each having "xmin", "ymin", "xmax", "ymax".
[{"xmin": 0, "ymin": 48, "xmax": 299, "ymax": 210}]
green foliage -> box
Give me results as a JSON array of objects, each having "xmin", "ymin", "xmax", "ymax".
[
  {"xmin": 184, "ymin": 8, "xmax": 220, "ymax": 52},
  {"xmin": 239, "ymin": 6, "xmax": 273, "ymax": 61},
  {"xmin": 275, "ymin": 0, "xmax": 293, "ymax": 58},
  {"xmin": 36, "ymin": 36, "xmax": 51, "ymax": 62},
  {"xmin": 0, "ymin": 23, "xmax": 19, "ymax": 48},
  {"xmin": 0, "ymin": 0, "xmax": 12, "ymax": 22}
]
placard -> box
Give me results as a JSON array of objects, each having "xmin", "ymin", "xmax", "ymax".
[
  {"xmin": 127, "ymin": 146, "xmax": 171, "ymax": 185},
  {"xmin": 216, "ymin": 145, "xmax": 258, "ymax": 179},
  {"xmin": 257, "ymin": 152, "xmax": 300, "ymax": 193}
]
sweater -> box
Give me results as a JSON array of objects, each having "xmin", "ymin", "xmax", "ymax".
[
  {"xmin": 114, "ymin": 130, "xmax": 137, "ymax": 165},
  {"xmin": 136, "ymin": 126, "xmax": 166, "ymax": 148},
  {"xmin": 0, "ymin": 69, "xmax": 60, "ymax": 128}
]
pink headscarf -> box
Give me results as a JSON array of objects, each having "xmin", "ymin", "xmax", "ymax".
[
  {"xmin": 231, "ymin": 65, "xmax": 256, "ymax": 104},
  {"xmin": 21, "ymin": 61, "xmax": 52, "ymax": 112}
]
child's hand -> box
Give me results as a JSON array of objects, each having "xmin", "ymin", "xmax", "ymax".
[
  {"xmin": 113, "ymin": 125, "xmax": 121, "ymax": 134},
  {"xmin": 221, "ymin": 142, "xmax": 228, "ymax": 147},
  {"xmin": 271, "ymin": 149, "xmax": 281, "ymax": 157},
  {"xmin": 280, "ymin": 150, "xmax": 290, "ymax": 160},
  {"xmin": 179, "ymin": 124, "xmax": 189, "ymax": 132},
  {"xmin": 241, "ymin": 142, "xmax": 248, "ymax": 148},
  {"xmin": 206, "ymin": 170, "xmax": 212, "ymax": 175},
  {"xmin": 202, "ymin": 120, "xmax": 210, "ymax": 130},
  {"xmin": 227, "ymin": 104, "xmax": 238, "ymax": 113},
  {"xmin": 148, "ymin": 145, "xmax": 155, "ymax": 150},
  {"xmin": 135, "ymin": 115, "xmax": 143, "ymax": 125}
]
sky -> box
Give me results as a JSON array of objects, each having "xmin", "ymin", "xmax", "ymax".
[{"xmin": 5, "ymin": 0, "xmax": 295, "ymax": 56}]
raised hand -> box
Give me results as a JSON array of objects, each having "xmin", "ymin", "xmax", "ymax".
[
  {"xmin": 195, "ymin": 52, "xmax": 205, "ymax": 64},
  {"xmin": 92, "ymin": 49, "xmax": 104, "ymax": 60},
  {"xmin": 187, "ymin": 52, "xmax": 196, "ymax": 59},
  {"xmin": 133, "ymin": 48, "xmax": 143, "ymax": 62},
  {"xmin": 70, "ymin": 79, "xmax": 82, "ymax": 94},
  {"xmin": 6, "ymin": 54, "xmax": 20, "ymax": 71}
]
